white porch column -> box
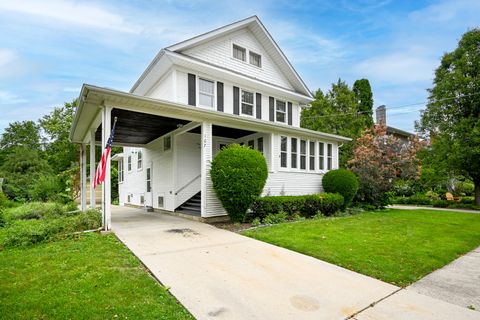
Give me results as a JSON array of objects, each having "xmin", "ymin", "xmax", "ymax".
[
  {"xmin": 200, "ymin": 122, "xmax": 212, "ymax": 217},
  {"xmin": 80, "ymin": 143, "xmax": 87, "ymax": 211},
  {"xmin": 89, "ymin": 129, "xmax": 96, "ymax": 209},
  {"xmin": 101, "ymin": 105, "xmax": 112, "ymax": 230}
]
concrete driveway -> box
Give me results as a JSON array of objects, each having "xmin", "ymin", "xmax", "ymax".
[{"xmin": 112, "ymin": 206, "xmax": 478, "ymax": 320}]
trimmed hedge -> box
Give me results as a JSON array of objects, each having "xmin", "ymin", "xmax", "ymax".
[
  {"xmin": 210, "ymin": 144, "xmax": 268, "ymax": 222},
  {"xmin": 392, "ymin": 195, "xmax": 480, "ymax": 210},
  {"xmin": 322, "ymin": 169, "xmax": 359, "ymax": 207},
  {"xmin": 250, "ymin": 193, "xmax": 344, "ymax": 220}
]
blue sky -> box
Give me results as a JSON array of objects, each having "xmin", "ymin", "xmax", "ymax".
[{"xmin": 0, "ymin": 0, "xmax": 479, "ymax": 133}]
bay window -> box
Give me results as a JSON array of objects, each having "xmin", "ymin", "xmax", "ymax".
[
  {"xmin": 291, "ymin": 138, "xmax": 297, "ymax": 169},
  {"xmin": 280, "ymin": 136, "xmax": 287, "ymax": 168}
]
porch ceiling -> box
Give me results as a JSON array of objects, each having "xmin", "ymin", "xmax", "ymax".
[
  {"xmin": 96, "ymin": 108, "xmax": 190, "ymax": 145},
  {"xmin": 188, "ymin": 125, "xmax": 255, "ymax": 139}
]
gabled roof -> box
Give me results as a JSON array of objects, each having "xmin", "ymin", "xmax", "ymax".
[{"xmin": 131, "ymin": 16, "xmax": 313, "ymax": 99}]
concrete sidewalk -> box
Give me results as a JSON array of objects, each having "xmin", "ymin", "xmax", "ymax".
[{"xmin": 112, "ymin": 206, "xmax": 478, "ymax": 320}]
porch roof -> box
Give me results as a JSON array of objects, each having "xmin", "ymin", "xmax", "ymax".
[{"xmin": 69, "ymin": 84, "xmax": 352, "ymax": 145}]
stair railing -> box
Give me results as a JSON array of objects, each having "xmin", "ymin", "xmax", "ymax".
[{"xmin": 174, "ymin": 174, "xmax": 201, "ymax": 195}]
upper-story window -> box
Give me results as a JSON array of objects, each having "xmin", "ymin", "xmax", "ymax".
[
  {"xmin": 241, "ymin": 90, "xmax": 254, "ymax": 116},
  {"xmin": 276, "ymin": 100, "xmax": 286, "ymax": 123},
  {"xmin": 249, "ymin": 51, "xmax": 261, "ymax": 67},
  {"xmin": 199, "ymin": 78, "xmax": 214, "ymax": 107},
  {"xmin": 233, "ymin": 44, "xmax": 246, "ymax": 62}
]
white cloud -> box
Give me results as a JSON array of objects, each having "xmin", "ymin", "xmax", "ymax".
[
  {"xmin": 0, "ymin": 49, "xmax": 17, "ymax": 68},
  {"xmin": 0, "ymin": 0, "xmax": 141, "ymax": 33},
  {"xmin": 0, "ymin": 90, "xmax": 27, "ymax": 104}
]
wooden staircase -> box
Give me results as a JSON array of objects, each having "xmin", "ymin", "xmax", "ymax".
[{"xmin": 175, "ymin": 192, "xmax": 201, "ymax": 216}]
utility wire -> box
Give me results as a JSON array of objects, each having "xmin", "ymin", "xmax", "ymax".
[{"xmin": 301, "ymin": 91, "xmax": 480, "ymax": 120}]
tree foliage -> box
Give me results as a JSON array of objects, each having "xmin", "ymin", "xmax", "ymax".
[
  {"xmin": 415, "ymin": 28, "xmax": 480, "ymax": 205},
  {"xmin": 0, "ymin": 121, "xmax": 42, "ymax": 163},
  {"xmin": 301, "ymin": 79, "xmax": 374, "ymax": 166},
  {"xmin": 348, "ymin": 126, "xmax": 423, "ymax": 207}
]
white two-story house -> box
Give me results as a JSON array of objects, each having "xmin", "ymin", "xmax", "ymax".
[{"xmin": 70, "ymin": 16, "xmax": 350, "ymax": 228}]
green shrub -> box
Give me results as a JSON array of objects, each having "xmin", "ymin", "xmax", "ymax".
[
  {"xmin": 454, "ymin": 180, "xmax": 475, "ymax": 196},
  {"xmin": 1, "ymin": 209, "xmax": 101, "ymax": 248},
  {"xmin": 425, "ymin": 191, "xmax": 440, "ymax": 200},
  {"xmin": 29, "ymin": 175, "xmax": 63, "ymax": 202},
  {"xmin": 250, "ymin": 193, "xmax": 344, "ymax": 220},
  {"xmin": 322, "ymin": 169, "xmax": 358, "ymax": 207},
  {"xmin": 8, "ymin": 202, "xmax": 68, "ymax": 221},
  {"xmin": 210, "ymin": 144, "xmax": 268, "ymax": 222},
  {"xmin": 0, "ymin": 209, "xmax": 5, "ymax": 227},
  {"xmin": 263, "ymin": 211, "xmax": 288, "ymax": 225},
  {"xmin": 303, "ymin": 193, "xmax": 345, "ymax": 216}
]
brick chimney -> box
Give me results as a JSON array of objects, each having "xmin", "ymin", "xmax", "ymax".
[{"xmin": 376, "ymin": 105, "xmax": 386, "ymax": 126}]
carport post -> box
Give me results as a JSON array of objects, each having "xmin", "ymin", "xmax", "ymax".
[
  {"xmin": 89, "ymin": 129, "xmax": 96, "ymax": 209},
  {"xmin": 80, "ymin": 143, "xmax": 87, "ymax": 211},
  {"xmin": 101, "ymin": 105, "xmax": 112, "ymax": 231}
]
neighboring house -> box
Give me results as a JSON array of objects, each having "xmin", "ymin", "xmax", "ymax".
[
  {"xmin": 70, "ymin": 16, "xmax": 350, "ymax": 228},
  {"xmin": 375, "ymin": 105, "xmax": 414, "ymax": 144}
]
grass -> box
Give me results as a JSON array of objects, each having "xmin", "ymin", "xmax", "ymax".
[
  {"xmin": 0, "ymin": 233, "xmax": 193, "ymax": 320},
  {"xmin": 242, "ymin": 209, "xmax": 480, "ymax": 286}
]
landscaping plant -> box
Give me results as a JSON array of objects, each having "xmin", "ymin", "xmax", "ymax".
[
  {"xmin": 210, "ymin": 144, "xmax": 268, "ymax": 222},
  {"xmin": 322, "ymin": 169, "xmax": 358, "ymax": 207}
]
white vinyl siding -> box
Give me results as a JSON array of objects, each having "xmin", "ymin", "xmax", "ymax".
[{"xmin": 199, "ymin": 78, "xmax": 214, "ymax": 107}]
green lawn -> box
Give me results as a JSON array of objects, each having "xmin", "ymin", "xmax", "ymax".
[
  {"xmin": 0, "ymin": 233, "xmax": 193, "ymax": 320},
  {"xmin": 243, "ymin": 209, "xmax": 480, "ymax": 286}
]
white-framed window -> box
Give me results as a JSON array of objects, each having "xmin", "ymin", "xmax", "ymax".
[
  {"xmin": 309, "ymin": 141, "xmax": 315, "ymax": 171},
  {"xmin": 199, "ymin": 78, "xmax": 215, "ymax": 108},
  {"xmin": 327, "ymin": 143, "xmax": 333, "ymax": 170},
  {"xmin": 241, "ymin": 90, "xmax": 254, "ymax": 116},
  {"xmin": 146, "ymin": 167, "xmax": 151, "ymax": 192},
  {"xmin": 291, "ymin": 138, "xmax": 298, "ymax": 169},
  {"xmin": 137, "ymin": 151, "xmax": 143, "ymax": 170},
  {"xmin": 118, "ymin": 159, "xmax": 124, "ymax": 183},
  {"xmin": 300, "ymin": 140, "xmax": 306, "ymax": 170},
  {"xmin": 276, "ymin": 100, "xmax": 286, "ymax": 123},
  {"xmin": 248, "ymin": 140, "xmax": 254, "ymax": 148},
  {"xmin": 127, "ymin": 155, "xmax": 132, "ymax": 172},
  {"xmin": 233, "ymin": 44, "xmax": 246, "ymax": 61},
  {"xmin": 319, "ymin": 142, "xmax": 325, "ymax": 170},
  {"xmin": 164, "ymin": 135, "xmax": 172, "ymax": 151},
  {"xmin": 280, "ymin": 136, "xmax": 287, "ymax": 168},
  {"xmin": 257, "ymin": 137, "xmax": 264, "ymax": 154},
  {"xmin": 249, "ymin": 51, "xmax": 261, "ymax": 67}
]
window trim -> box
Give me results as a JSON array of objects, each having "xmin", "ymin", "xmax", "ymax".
[
  {"xmin": 249, "ymin": 50, "xmax": 262, "ymax": 68},
  {"xmin": 198, "ymin": 77, "xmax": 215, "ymax": 108},
  {"xmin": 127, "ymin": 155, "xmax": 132, "ymax": 172},
  {"xmin": 232, "ymin": 44, "xmax": 246, "ymax": 62},
  {"xmin": 240, "ymin": 89, "xmax": 255, "ymax": 117},
  {"xmin": 276, "ymin": 99, "xmax": 286, "ymax": 123}
]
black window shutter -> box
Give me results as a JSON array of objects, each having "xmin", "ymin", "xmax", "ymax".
[
  {"xmin": 217, "ymin": 82, "xmax": 224, "ymax": 112},
  {"xmin": 256, "ymin": 93, "xmax": 262, "ymax": 119},
  {"xmin": 233, "ymin": 86, "xmax": 240, "ymax": 115},
  {"xmin": 288, "ymin": 102, "xmax": 293, "ymax": 125},
  {"xmin": 188, "ymin": 73, "xmax": 196, "ymax": 106},
  {"xmin": 269, "ymin": 97, "xmax": 275, "ymax": 121}
]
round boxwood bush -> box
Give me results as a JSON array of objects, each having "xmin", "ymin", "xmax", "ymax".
[
  {"xmin": 322, "ymin": 169, "xmax": 359, "ymax": 207},
  {"xmin": 210, "ymin": 144, "xmax": 268, "ymax": 222}
]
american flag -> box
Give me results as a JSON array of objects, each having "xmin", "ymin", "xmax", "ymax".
[{"xmin": 94, "ymin": 117, "xmax": 117, "ymax": 189}]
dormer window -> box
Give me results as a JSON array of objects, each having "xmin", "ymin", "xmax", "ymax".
[
  {"xmin": 233, "ymin": 44, "xmax": 246, "ymax": 62},
  {"xmin": 249, "ymin": 51, "xmax": 261, "ymax": 67}
]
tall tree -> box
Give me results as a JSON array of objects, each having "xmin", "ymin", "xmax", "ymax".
[
  {"xmin": 416, "ymin": 28, "xmax": 480, "ymax": 205},
  {"xmin": 301, "ymin": 79, "xmax": 372, "ymax": 166},
  {"xmin": 39, "ymin": 100, "xmax": 79, "ymax": 173},
  {"xmin": 0, "ymin": 121, "xmax": 42, "ymax": 164},
  {"xmin": 353, "ymin": 79, "xmax": 374, "ymax": 127}
]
